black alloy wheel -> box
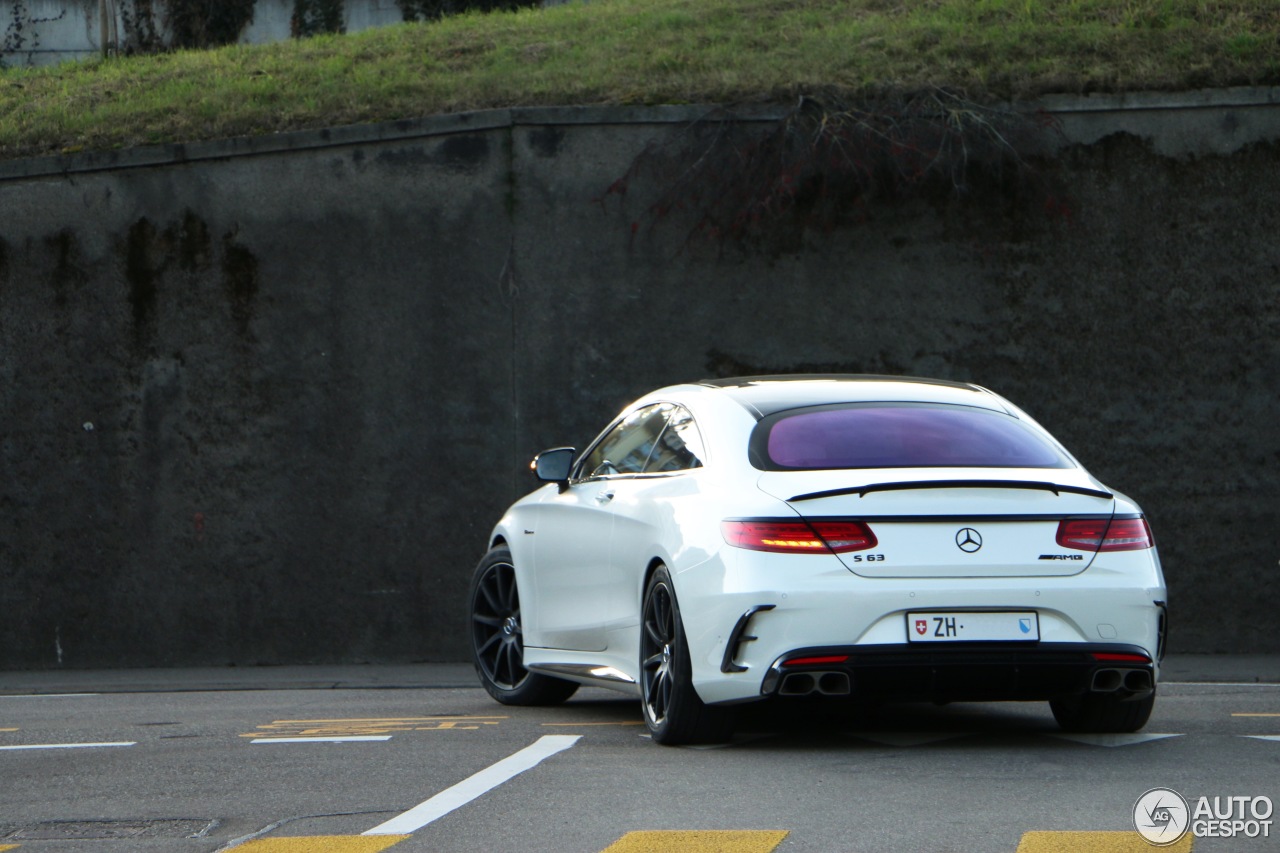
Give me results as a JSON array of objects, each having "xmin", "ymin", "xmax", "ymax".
[
  {"xmin": 639, "ymin": 566, "xmax": 734, "ymax": 745},
  {"xmin": 469, "ymin": 547, "xmax": 577, "ymax": 705},
  {"xmin": 641, "ymin": 576, "xmax": 676, "ymax": 726}
]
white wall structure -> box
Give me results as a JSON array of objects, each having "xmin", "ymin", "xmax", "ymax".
[
  {"xmin": 1, "ymin": 0, "xmax": 411, "ymax": 67},
  {"xmin": 2, "ymin": 0, "xmax": 97, "ymax": 65}
]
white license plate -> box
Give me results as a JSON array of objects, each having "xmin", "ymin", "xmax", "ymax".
[{"xmin": 907, "ymin": 611, "xmax": 1039, "ymax": 642}]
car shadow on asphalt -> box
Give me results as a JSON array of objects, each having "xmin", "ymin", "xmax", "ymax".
[
  {"xmin": 739, "ymin": 698, "xmax": 1058, "ymax": 735},
  {"xmin": 558, "ymin": 690, "xmax": 1066, "ymax": 744}
]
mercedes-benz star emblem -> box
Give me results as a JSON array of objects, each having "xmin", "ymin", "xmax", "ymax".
[{"xmin": 955, "ymin": 527, "xmax": 983, "ymax": 553}]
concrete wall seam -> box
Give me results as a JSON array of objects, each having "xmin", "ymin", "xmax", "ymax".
[{"xmin": 4, "ymin": 88, "xmax": 1278, "ymax": 185}]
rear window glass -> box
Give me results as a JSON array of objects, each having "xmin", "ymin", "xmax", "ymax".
[{"xmin": 751, "ymin": 404, "xmax": 1072, "ymax": 470}]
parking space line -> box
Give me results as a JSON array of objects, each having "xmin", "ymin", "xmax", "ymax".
[
  {"xmin": 362, "ymin": 735, "xmax": 581, "ymax": 836},
  {"xmin": 230, "ymin": 836, "xmax": 409, "ymax": 852},
  {"xmin": 1016, "ymin": 831, "xmax": 1192, "ymax": 851},
  {"xmin": 599, "ymin": 831, "xmax": 789, "ymax": 852},
  {"xmin": 0, "ymin": 741, "xmax": 136, "ymax": 751}
]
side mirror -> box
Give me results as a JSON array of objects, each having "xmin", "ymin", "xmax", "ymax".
[{"xmin": 531, "ymin": 447, "xmax": 575, "ymax": 486}]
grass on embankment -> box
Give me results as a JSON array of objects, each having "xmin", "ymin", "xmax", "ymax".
[{"xmin": 0, "ymin": 0, "xmax": 1278, "ymax": 160}]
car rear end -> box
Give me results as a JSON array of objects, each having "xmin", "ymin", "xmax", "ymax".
[{"xmin": 681, "ymin": 381, "xmax": 1166, "ymax": 729}]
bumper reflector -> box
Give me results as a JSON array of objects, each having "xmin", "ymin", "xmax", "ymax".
[
  {"xmin": 783, "ymin": 655, "xmax": 850, "ymax": 667},
  {"xmin": 1091, "ymin": 653, "xmax": 1151, "ymax": 663}
]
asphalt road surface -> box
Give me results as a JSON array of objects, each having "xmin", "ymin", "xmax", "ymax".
[{"xmin": 1, "ymin": 672, "xmax": 1278, "ymax": 853}]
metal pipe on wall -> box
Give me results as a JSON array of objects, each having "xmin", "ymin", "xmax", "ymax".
[{"xmin": 98, "ymin": 0, "xmax": 119, "ymax": 58}]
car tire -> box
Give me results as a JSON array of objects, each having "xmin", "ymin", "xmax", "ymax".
[
  {"xmin": 639, "ymin": 566, "xmax": 735, "ymax": 745},
  {"xmin": 469, "ymin": 546, "xmax": 578, "ymax": 706},
  {"xmin": 1049, "ymin": 688, "xmax": 1156, "ymax": 733}
]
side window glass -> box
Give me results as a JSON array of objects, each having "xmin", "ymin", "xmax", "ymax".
[
  {"xmin": 580, "ymin": 404, "xmax": 671, "ymax": 478},
  {"xmin": 643, "ymin": 406, "xmax": 705, "ymax": 473}
]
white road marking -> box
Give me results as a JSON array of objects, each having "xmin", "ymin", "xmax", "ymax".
[
  {"xmin": 362, "ymin": 734, "xmax": 581, "ymax": 836},
  {"xmin": 1162, "ymin": 681, "xmax": 1280, "ymax": 688},
  {"xmin": 1050, "ymin": 733, "xmax": 1182, "ymax": 747},
  {"xmin": 0, "ymin": 741, "xmax": 136, "ymax": 751},
  {"xmin": 0, "ymin": 694, "xmax": 99, "ymax": 699},
  {"xmin": 1244, "ymin": 735, "xmax": 1280, "ymax": 742},
  {"xmin": 251, "ymin": 736, "xmax": 393, "ymax": 744}
]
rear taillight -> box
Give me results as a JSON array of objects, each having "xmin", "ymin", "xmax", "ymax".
[
  {"xmin": 721, "ymin": 519, "xmax": 877, "ymax": 554},
  {"xmin": 1056, "ymin": 517, "xmax": 1154, "ymax": 552}
]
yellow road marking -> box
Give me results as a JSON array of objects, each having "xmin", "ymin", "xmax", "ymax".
[
  {"xmin": 243, "ymin": 717, "xmax": 506, "ymax": 738},
  {"xmin": 231, "ymin": 837, "xmax": 409, "ymax": 852},
  {"xmin": 0, "ymin": 728, "xmax": 18, "ymax": 732},
  {"xmin": 1017, "ymin": 831, "xmax": 1193, "ymax": 852},
  {"xmin": 600, "ymin": 831, "xmax": 788, "ymax": 853},
  {"xmin": 137, "ymin": 825, "xmax": 1208, "ymax": 853},
  {"xmin": 263, "ymin": 717, "xmax": 509, "ymax": 724},
  {"xmin": 0, "ymin": 844, "xmax": 20, "ymax": 851},
  {"xmin": 542, "ymin": 720, "xmax": 646, "ymax": 727}
]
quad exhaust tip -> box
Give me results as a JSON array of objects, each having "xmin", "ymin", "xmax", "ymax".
[
  {"xmin": 779, "ymin": 671, "xmax": 851, "ymax": 697},
  {"xmin": 1124, "ymin": 669, "xmax": 1153, "ymax": 692},
  {"xmin": 1090, "ymin": 668, "xmax": 1153, "ymax": 695},
  {"xmin": 1092, "ymin": 669, "xmax": 1123, "ymax": 692}
]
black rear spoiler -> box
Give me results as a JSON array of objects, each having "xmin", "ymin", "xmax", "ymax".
[{"xmin": 788, "ymin": 480, "xmax": 1114, "ymax": 502}]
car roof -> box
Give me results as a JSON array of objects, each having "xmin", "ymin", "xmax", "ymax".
[{"xmin": 692, "ymin": 374, "xmax": 1008, "ymax": 419}]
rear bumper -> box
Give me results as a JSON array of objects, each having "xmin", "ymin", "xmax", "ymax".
[
  {"xmin": 759, "ymin": 642, "xmax": 1156, "ymax": 703},
  {"xmin": 679, "ymin": 545, "xmax": 1166, "ymax": 705}
]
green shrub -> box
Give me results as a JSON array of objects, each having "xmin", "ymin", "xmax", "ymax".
[
  {"xmin": 292, "ymin": 0, "xmax": 345, "ymax": 37},
  {"xmin": 165, "ymin": 0, "xmax": 257, "ymax": 48}
]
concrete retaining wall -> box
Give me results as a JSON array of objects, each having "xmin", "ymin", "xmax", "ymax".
[{"xmin": 1, "ymin": 91, "xmax": 1277, "ymax": 668}]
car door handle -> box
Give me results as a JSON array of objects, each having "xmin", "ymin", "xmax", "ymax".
[{"xmin": 595, "ymin": 491, "xmax": 616, "ymax": 504}]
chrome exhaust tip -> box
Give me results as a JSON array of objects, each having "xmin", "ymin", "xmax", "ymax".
[
  {"xmin": 779, "ymin": 673, "xmax": 817, "ymax": 696},
  {"xmin": 1123, "ymin": 669, "xmax": 1153, "ymax": 693},
  {"xmin": 778, "ymin": 671, "xmax": 852, "ymax": 697},
  {"xmin": 817, "ymin": 672, "xmax": 852, "ymax": 696},
  {"xmin": 1091, "ymin": 669, "xmax": 1123, "ymax": 692}
]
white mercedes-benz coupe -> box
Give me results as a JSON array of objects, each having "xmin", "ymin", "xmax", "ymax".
[{"xmin": 469, "ymin": 376, "xmax": 1167, "ymax": 744}]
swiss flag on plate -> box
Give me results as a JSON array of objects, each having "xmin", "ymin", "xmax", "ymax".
[{"xmin": 915, "ymin": 619, "xmax": 928, "ymax": 636}]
